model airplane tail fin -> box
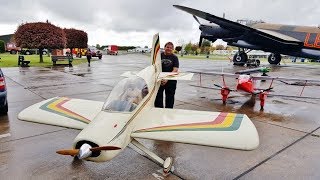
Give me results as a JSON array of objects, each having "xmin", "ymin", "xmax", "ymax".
[{"xmin": 150, "ymin": 33, "xmax": 162, "ymax": 75}]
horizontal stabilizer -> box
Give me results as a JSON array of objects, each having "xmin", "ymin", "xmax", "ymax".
[{"xmin": 158, "ymin": 72, "xmax": 193, "ymax": 81}]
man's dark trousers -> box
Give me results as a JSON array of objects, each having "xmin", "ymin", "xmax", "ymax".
[{"xmin": 155, "ymin": 80, "xmax": 177, "ymax": 108}]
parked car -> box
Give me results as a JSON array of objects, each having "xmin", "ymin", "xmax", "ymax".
[
  {"xmin": 21, "ymin": 49, "xmax": 48, "ymax": 55},
  {"xmin": 91, "ymin": 50, "xmax": 102, "ymax": 59},
  {"xmin": 0, "ymin": 66, "xmax": 8, "ymax": 114}
]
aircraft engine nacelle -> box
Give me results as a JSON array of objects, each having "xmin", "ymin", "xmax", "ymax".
[
  {"xmin": 73, "ymin": 112, "xmax": 132, "ymax": 162},
  {"xmin": 200, "ymin": 25, "xmax": 242, "ymax": 41}
]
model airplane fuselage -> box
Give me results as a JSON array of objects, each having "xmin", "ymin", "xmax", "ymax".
[
  {"xmin": 18, "ymin": 34, "xmax": 259, "ymax": 173},
  {"xmin": 74, "ymin": 65, "xmax": 159, "ymax": 161},
  {"xmin": 174, "ymin": 5, "xmax": 320, "ymax": 65}
]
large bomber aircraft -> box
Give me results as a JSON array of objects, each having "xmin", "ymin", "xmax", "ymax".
[{"xmin": 174, "ymin": 5, "xmax": 320, "ymax": 66}]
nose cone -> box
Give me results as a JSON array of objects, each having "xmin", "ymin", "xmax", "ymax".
[{"xmin": 78, "ymin": 143, "xmax": 92, "ymax": 159}]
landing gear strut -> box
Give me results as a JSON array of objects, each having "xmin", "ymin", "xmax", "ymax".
[
  {"xmin": 259, "ymin": 92, "xmax": 267, "ymax": 110},
  {"xmin": 131, "ymin": 138, "xmax": 174, "ymax": 175}
]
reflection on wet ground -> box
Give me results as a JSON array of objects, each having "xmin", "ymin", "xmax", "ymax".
[{"xmin": 1, "ymin": 54, "xmax": 320, "ymax": 179}]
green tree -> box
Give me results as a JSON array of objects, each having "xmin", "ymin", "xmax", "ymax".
[
  {"xmin": 201, "ymin": 39, "xmax": 211, "ymax": 47},
  {"xmin": 184, "ymin": 42, "xmax": 192, "ymax": 54},
  {"xmin": 118, "ymin": 46, "xmax": 136, "ymax": 51},
  {"xmin": 210, "ymin": 46, "xmax": 216, "ymax": 52},
  {"xmin": 196, "ymin": 48, "xmax": 201, "ymax": 55},
  {"xmin": 191, "ymin": 44, "xmax": 198, "ymax": 54},
  {"xmin": 15, "ymin": 22, "xmax": 66, "ymax": 63},
  {"xmin": 204, "ymin": 46, "xmax": 211, "ymax": 54},
  {"xmin": 226, "ymin": 46, "xmax": 234, "ymax": 50},
  {"xmin": 215, "ymin": 44, "xmax": 225, "ymax": 50},
  {"xmin": 0, "ymin": 40, "xmax": 5, "ymax": 53},
  {"xmin": 64, "ymin": 28, "xmax": 88, "ymax": 57},
  {"xmin": 101, "ymin": 45, "xmax": 108, "ymax": 50}
]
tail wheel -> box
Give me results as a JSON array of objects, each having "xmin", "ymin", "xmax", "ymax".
[
  {"xmin": 233, "ymin": 52, "xmax": 248, "ymax": 66},
  {"xmin": 255, "ymin": 59, "xmax": 260, "ymax": 67},
  {"xmin": 268, "ymin": 53, "xmax": 281, "ymax": 64},
  {"xmin": 163, "ymin": 157, "xmax": 174, "ymax": 174}
]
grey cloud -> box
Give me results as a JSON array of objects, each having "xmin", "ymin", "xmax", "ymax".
[{"xmin": 1, "ymin": 0, "xmax": 320, "ymax": 45}]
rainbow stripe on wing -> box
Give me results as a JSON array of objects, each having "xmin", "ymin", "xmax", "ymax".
[
  {"xmin": 134, "ymin": 112, "xmax": 243, "ymax": 132},
  {"xmin": 40, "ymin": 97, "xmax": 91, "ymax": 124}
]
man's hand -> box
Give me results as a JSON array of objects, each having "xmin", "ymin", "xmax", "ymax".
[{"xmin": 161, "ymin": 79, "xmax": 168, "ymax": 86}]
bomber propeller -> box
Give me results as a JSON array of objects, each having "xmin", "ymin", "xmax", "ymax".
[
  {"xmin": 193, "ymin": 15, "xmax": 201, "ymax": 24},
  {"xmin": 192, "ymin": 15, "xmax": 205, "ymax": 47}
]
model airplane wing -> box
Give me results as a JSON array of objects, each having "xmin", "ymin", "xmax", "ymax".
[
  {"xmin": 190, "ymin": 71, "xmax": 320, "ymax": 84},
  {"xmin": 131, "ymin": 108, "xmax": 259, "ymax": 150},
  {"xmin": 18, "ymin": 97, "xmax": 104, "ymax": 129},
  {"xmin": 189, "ymin": 71, "xmax": 238, "ymax": 78},
  {"xmin": 173, "ymin": 5, "xmax": 301, "ymax": 45},
  {"xmin": 158, "ymin": 72, "xmax": 194, "ymax": 81},
  {"xmin": 251, "ymin": 75, "xmax": 320, "ymax": 82}
]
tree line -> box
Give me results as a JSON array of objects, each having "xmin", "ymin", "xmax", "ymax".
[
  {"xmin": 175, "ymin": 39, "xmax": 233, "ymax": 55},
  {"xmin": 14, "ymin": 21, "xmax": 88, "ymax": 63}
]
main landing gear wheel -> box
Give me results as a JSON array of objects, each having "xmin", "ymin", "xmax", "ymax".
[
  {"xmin": 268, "ymin": 53, "xmax": 281, "ymax": 65},
  {"xmin": 163, "ymin": 157, "xmax": 174, "ymax": 174},
  {"xmin": 233, "ymin": 52, "xmax": 248, "ymax": 66}
]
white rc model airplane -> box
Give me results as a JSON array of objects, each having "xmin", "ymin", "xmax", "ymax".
[{"xmin": 18, "ymin": 34, "xmax": 259, "ymax": 174}]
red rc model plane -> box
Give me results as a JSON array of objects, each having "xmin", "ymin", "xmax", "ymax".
[{"xmin": 190, "ymin": 70, "xmax": 320, "ymax": 110}]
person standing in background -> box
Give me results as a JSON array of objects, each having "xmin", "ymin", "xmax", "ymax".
[{"xmin": 86, "ymin": 49, "xmax": 92, "ymax": 67}]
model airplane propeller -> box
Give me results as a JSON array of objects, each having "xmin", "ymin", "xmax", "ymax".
[
  {"xmin": 56, "ymin": 145, "xmax": 121, "ymax": 158},
  {"xmin": 18, "ymin": 34, "xmax": 259, "ymax": 174}
]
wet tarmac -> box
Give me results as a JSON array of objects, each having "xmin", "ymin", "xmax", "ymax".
[{"xmin": 1, "ymin": 54, "xmax": 320, "ymax": 179}]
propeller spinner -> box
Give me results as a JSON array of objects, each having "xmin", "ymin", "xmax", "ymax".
[{"xmin": 56, "ymin": 144, "xmax": 121, "ymax": 159}]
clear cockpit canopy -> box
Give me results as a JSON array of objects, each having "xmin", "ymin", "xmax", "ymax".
[{"xmin": 103, "ymin": 77, "xmax": 149, "ymax": 112}]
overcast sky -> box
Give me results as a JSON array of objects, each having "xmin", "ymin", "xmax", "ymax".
[{"xmin": 1, "ymin": 0, "xmax": 319, "ymax": 47}]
